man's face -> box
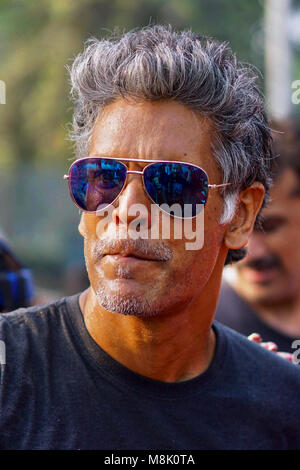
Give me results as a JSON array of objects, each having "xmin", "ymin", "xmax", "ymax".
[
  {"xmin": 232, "ymin": 168, "xmax": 300, "ymax": 305},
  {"xmin": 79, "ymin": 98, "xmax": 229, "ymax": 317}
]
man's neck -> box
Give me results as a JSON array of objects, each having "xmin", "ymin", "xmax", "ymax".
[{"xmin": 79, "ymin": 287, "xmax": 217, "ymax": 383}]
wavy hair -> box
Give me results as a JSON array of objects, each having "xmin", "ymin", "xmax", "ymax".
[{"xmin": 68, "ymin": 25, "xmax": 273, "ymax": 264}]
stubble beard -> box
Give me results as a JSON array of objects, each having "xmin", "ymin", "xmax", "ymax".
[
  {"xmin": 86, "ymin": 237, "xmax": 173, "ymax": 318},
  {"xmin": 94, "ymin": 283, "xmax": 161, "ymax": 318}
]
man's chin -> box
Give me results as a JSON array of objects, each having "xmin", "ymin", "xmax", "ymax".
[{"xmin": 94, "ymin": 286, "xmax": 160, "ymax": 318}]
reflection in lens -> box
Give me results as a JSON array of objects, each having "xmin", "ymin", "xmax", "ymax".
[
  {"xmin": 69, "ymin": 159, "xmax": 127, "ymax": 211},
  {"xmin": 144, "ymin": 162, "xmax": 208, "ymax": 217}
]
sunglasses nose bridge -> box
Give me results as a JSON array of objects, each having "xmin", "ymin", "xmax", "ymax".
[
  {"xmin": 112, "ymin": 170, "xmax": 153, "ymax": 231},
  {"xmin": 124, "ymin": 169, "xmax": 145, "ymax": 191},
  {"xmin": 125, "ymin": 169, "xmax": 154, "ymax": 206},
  {"xmin": 126, "ymin": 170, "xmax": 144, "ymax": 175}
]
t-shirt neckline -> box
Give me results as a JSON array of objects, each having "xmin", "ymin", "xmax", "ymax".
[{"xmin": 64, "ymin": 292, "xmax": 229, "ymax": 400}]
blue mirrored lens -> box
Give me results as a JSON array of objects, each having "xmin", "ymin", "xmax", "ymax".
[
  {"xmin": 69, "ymin": 159, "xmax": 127, "ymax": 212},
  {"xmin": 144, "ymin": 162, "xmax": 208, "ymax": 217}
]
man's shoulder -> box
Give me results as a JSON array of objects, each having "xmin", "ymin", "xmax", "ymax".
[
  {"xmin": 1, "ymin": 296, "xmax": 65, "ymax": 325},
  {"xmin": 0, "ymin": 294, "xmax": 80, "ymax": 342},
  {"xmin": 216, "ymin": 320, "xmax": 300, "ymax": 388},
  {"xmin": 0, "ymin": 293, "xmax": 83, "ymax": 390}
]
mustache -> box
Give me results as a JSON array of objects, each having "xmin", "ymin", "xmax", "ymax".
[
  {"xmin": 242, "ymin": 254, "xmax": 282, "ymax": 271},
  {"xmin": 92, "ymin": 237, "xmax": 173, "ymax": 262}
]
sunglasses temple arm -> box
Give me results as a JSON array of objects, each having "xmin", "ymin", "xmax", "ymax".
[{"xmin": 208, "ymin": 183, "xmax": 231, "ymax": 188}]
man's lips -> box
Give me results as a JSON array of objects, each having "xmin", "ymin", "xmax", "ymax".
[
  {"xmin": 98, "ymin": 253, "xmax": 162, "ymax": 281},
  {"xmin": 103, "ymin": 253, "xmax": 160, "ymax": 262},
  {"xmin": 92, "ymin": 239, "xmax": 173, "ymax": 266}
]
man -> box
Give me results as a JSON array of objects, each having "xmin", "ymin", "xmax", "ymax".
[
  {"xmin": 216, "ymin": 122, "xmax": 300, "ymax": 356},
  {"xmin": 1, "ymin": 26, "xmax": 300, "ymax": 450},
  {"xmin": 0, "ymin": 230, "xmax": 35, "ymax": 313}
]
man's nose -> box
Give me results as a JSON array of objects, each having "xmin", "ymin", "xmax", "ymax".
[
  {"xmin": 246, "ymin": 232, "xmax": 270, "ymax": 260},
  {"xmin": 112, "ymin": 177, "xmax": 152, "ymax": 230}
]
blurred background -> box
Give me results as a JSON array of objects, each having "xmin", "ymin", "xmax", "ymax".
[{"xmin": 0, "ymin": 0, "xmax": 300, "ymax": 303}]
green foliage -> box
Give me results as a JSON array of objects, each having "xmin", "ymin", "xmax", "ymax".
[
  {"xmin": 0, "ymin": 0, "xmax": 264, "ymax": 169},
  {"xmin": 2, "ymin": 0, "xmax": 299, "ymax": 288}
]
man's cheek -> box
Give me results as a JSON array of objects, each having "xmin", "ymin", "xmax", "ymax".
[
  {"xmin": 84, "ymin": 240, "xmax": 98, "ymax": 272},
  {"xmin": 166, "ymin": 256, "xmax": 212, "ymax": 297},
  {"xmin": 168, "ymin": 249, "xmax": 198, "ymax": 280}
]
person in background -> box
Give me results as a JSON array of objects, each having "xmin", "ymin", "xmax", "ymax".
[
  {"xmin": 216, "ymin": 121, "xmax": 300, "ymax": 357},
  {"xmin": 0, "ymin": 231, "xmax": 35, "ymax": 312},
  {"xmin": 1, "ymin": 26, "xmax": 300, "ymax": 450}
]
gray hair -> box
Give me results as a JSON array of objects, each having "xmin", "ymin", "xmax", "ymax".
[{"xmin": 68, "ymin": 25, "xmax": 273, "ymax": 264}]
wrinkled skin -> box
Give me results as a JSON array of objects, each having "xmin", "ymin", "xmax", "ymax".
[{"xmin": 77, "ymin": 98, "xmax": 264, "ymax": 382}]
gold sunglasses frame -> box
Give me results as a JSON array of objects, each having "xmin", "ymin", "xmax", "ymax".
[{"xmin": 64, "ymin": 156, "xmax": 230, "ymax": 218}]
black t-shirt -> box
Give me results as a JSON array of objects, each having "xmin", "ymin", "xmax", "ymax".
[
  {"xmin": 1, "ymin": 293, "xmax": 300, "ymax": 450},
  {"xmin": 216, "ymin": 282, "xmax": 297, "ymax": 354}
]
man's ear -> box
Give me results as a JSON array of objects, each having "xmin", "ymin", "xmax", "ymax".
[
  {"xmin": 224, "ymin": 182, "xmax": 265, "ymax": 250},
  {"xmin": 78, "ymin": 212, "xmax": 87, "ymax": 238}
]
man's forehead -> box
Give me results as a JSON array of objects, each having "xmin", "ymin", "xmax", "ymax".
[{"xmin": 88, "ymin": 98, "xmax": 217, "ymax": 172}]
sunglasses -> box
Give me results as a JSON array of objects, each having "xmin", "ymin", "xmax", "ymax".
[{"xmin": 64, "ymin": 157, "xmax": 230, "ymax": 218}]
